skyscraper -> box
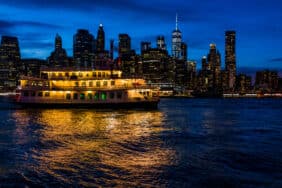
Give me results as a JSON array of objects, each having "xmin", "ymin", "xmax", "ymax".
[
  {"xmin": 172, "ymin": 14, "xmax": 182, "ymax": 59},
  {"xmin": 157, "ymin": 35, "xmax": 166, "ymax": 50},
  {"xmin": 225, "ymin": 31, "xmax": 236, "ymax": 90},
  {"xmin": 73, "ymin": 29, "xmax": 95, "ymax": 67},
  {"xmin": 0, "ymin": 36, "xmax": 21, "ymax": 89},
  {"xmin": 118, "ymin": 34, "xmax": 131, "ymax": 56},
  {"xmin": 96, "ymin": 24, "xmax": 105, "ymax": 53},
  {"xmin": 208, "ymin": 44, "xmax": 221, "ymax": 88},
  {"xmin": 48, "ymin": 34, "xmax": 69, "ymax": 67}
]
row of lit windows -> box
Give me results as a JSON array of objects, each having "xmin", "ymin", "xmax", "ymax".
[
  {"xmin": 72, "ymin": 80, "xmax": 115, "ymax": 87},
  {"xmin": 47, "ymin": 71, "xmax": 118, "ymax": 78},
  {"xmin": 22, "ymin": 91, "xmax": 123, "ymax": 100},
  {"xmin": 66, "ymin": 92, "xmax": 123, "ymax": 100}
]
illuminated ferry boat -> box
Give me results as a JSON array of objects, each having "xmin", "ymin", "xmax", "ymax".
[{"xmin": 15, "ymin": 68, "xmax": 160, "ymax": 109}]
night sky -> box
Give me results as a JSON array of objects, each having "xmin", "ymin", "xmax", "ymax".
[{"xmin": 1, "ymin": 0, "xmax": 282, "ymax": 72}]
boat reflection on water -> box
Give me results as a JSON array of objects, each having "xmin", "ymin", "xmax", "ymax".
[{"xmin": 12, "ymin": 109, "xmax": 176, "ymax": 187}]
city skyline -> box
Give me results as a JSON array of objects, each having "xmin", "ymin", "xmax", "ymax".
[{"xmin": 0, "ymin": 0, "xmax": 282, "ymax": 71}]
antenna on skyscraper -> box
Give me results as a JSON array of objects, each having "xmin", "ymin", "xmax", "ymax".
[{"xmin": 176, "ymin": 13, "xmax": 178, "ymax": 30}]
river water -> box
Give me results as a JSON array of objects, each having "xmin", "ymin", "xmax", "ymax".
[{"xmin": 0, "ymin": 98, "xmax": 281, "ymax": 187}]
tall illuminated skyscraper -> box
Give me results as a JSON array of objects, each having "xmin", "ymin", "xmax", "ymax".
[
  {"xmin": 172, "ymin": 14, "xmax": 182, "ymax": 59},
  {"xmin": 225, "ymin": 31, "xmax": 236, "ymax": 90}
]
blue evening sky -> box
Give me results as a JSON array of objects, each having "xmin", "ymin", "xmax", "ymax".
[{"xmin": 0, "ymin": 0, "xmax": 282, "ymax": 72}]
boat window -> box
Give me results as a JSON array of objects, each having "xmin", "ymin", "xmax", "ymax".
[
  {"xmin": 59, "ymin": 73, "xmax": 63, "ymax": 77},
  {"xmin": 111, "ymin": 81, "xmax": 115, "ymax": 86},
  {"xmin": 80, "ymin": 93, "xmax": 85, "ymax": 100},
  {"xmin": 117, "ymin": 92, "xmax": 122, "ymax": 99},
  {"xmin": 93, "ymin": 72, "xmax": 97, "ymax": 77},
  {"xmin": 101, "ymin": 92, "xmax": 107, "ymax": 100},
  {"xmin": 24, "ymin": 91, "xmax": 29, "ymax": 97},
  {"xmin": 103, "ymin": 81, "xmax": 107, "ymax": 87},
  {"xmin": 89, "ymin": 81, "xmax": 93, "ymax": 87},
  {"xmin": 73, "ymin": 93, "xmax": 78, "ymax": 100},
  {"xmin": 75, "ymin": 82, "xmax": 79, "ymax": 87},
  {"xmin": 87, "ymin": 93, "xmax": 93, "ymax": 100},
  {"xmin": 94, "ymin": 93, "xmax": 99, "ymax": 100},
  {"xmin": 98, "ymin": 72, "xmax": 101, "ymax": 78},
  {"xmin": 45, "ymin": 92, "xmax": 50, "ymax": 97},
  {"xmin": 96, "ymin": 81, "xmax": 100, "ymax": 87},
  {"xmin": 79, "ymin": 72, "xmax": 83, "ymax": 77},
  {"xmin": 102, "ymin": 72, "xmax": 105, "ymax": 78},
  {"xmin": 82, "ymin": 82, "xmax": 86, "ymax": 87},
  {"xmin": 65, "ymin": 72, "xmax": 69, "ymax": 77},
  {"xmin": 66, "ymin": 93, "xmax": 71, "ymax": 100},
  {"xmin": 52, "ymin": 73, "xmax": 56, "ymax": 77},
  {"xmin": 38, "ymin": 92, "xmax": 43, "ymax": 97},
  {"xmin": 110, "ymin": 92, "xmax": 115, "ymax": 99},
  {"xmin": 31, "ymin": 91, "xmax": 36, "ymax": 97}
]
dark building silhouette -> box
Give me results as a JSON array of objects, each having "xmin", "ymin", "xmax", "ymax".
[
  {"xmin": 47, "ymin": 34, "xmax": 69, "ymax": 67},
  {"xmin": 93, "ymin": 24, "xmax": 111, "ymax": 69},
  {"xmin": 187, "ymin": 61, "xmax": 196, "ymax": 89},
  {"xmin": 225, "ymin": 31, "xmax": 236, "ymax": 90},
  {"xmin": 181, "ymin": 42, "xmax": 187, "ymax": 61},
  {"xmin": 96, "ymin": 24, "xmax": 105, "ymax": 53},
  {"xmin": 157, "ymin": 35, "xmax": 166, "ymax": 50},
  {"xmin": 235, "ymin": 73, "xmax": 252, "ymax": 93},
  {"xmin": 0, "ymin": 36, "xmax": 21, "ymax": 90},
  {"xmin": 22, "ymin": 58, "xmax": 47, "ymax": 77},
  {"xmin": 141, "ymin": 42, "xmax": 151, "ymax": 54},
  {"xmin": 118, "ymin": 34, "xmax": 131, "ymax": 56},
  {"xmin": 118, "ymin": 34, "xmax": 137, "ymax": 76},
  {"xmin": 73, "ymin": 29, "xmax": 95, "ymax": 68},
  {"xmin": 174, "ymin": 59, "xmax": 188, "ymax": 90},
  {"xmin": 255, "ymin": 70, "xmax": 278, "ymax": 92},
  {"xmin": 110, "ymin": 39, "xmax": 114, "ymax": 60}
]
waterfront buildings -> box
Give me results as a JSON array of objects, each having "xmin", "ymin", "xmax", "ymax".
[{"xmin": 0, "ymin": 20, "xmax": 281, "ymax": 95}]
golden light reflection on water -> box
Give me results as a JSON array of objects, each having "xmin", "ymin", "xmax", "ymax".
[{"xmin": 12, "ymin": 109, "xmax": 176, "ymax": 186}]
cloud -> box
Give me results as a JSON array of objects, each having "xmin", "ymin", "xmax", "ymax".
[
  {"xmin": 0, "ymin": 19, "xmax": 62, "ymax": 35},
  {"xmin": 269, "ymin": 58, "xmax": 282, "ymax": 63}
]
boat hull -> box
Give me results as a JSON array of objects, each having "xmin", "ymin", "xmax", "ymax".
[{"xmin": 14, "ymin": 100, "xmax": 159, "ymax": 109}]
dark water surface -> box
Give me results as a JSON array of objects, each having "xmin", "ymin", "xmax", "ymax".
[{"xmin": 0, "ymin": 98, "xmax": 281, "ymax": 187}]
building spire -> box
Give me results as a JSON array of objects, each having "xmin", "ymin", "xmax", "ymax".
[{"xmin": 176, "ymin": 13, "xmax": 178, "ymax": 30}]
